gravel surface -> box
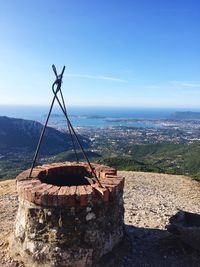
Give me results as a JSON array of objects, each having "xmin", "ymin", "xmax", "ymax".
[
  {"xmin": 110, "ymin": 171, "xmax": 200, "ymax": 267},
  {"xmin": 0, "ymin": 180, "xmax": 24, "ymax": 267},
  {"xmin": 1, "ymin": 172, "xmax": 200, "ymax": 266}
]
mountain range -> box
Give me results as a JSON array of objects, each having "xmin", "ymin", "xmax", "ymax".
[
  {"xmin": 169, "ymin": 111, "xmax": 200, "ymax": 120},
  {"xmin": 0, "ymin": 116, "xmax": 90, "ymax": 155}
]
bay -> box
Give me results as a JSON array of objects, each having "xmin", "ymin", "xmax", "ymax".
[{"xmin": 0, "ymin": 105, "xmax": 198, "ymax": 128}]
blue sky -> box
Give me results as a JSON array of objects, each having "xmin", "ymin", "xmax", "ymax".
[{"xmin": 0, "ymin": 0, "xmax": 200, "ymax": 108}]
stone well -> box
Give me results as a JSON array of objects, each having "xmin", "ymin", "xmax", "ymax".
[{"xmin": 11, "ymin": 162, "xmax": 125, "ymax": 267}]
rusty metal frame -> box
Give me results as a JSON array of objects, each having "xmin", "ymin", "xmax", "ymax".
[{"xmin": 29, "ymin": 65, "xmax": 102, "ymax": 187}]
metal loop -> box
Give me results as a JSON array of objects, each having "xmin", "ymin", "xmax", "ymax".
[{"xmin": 52, "ymin": 64, "xmax": 58, "ymax": 78}]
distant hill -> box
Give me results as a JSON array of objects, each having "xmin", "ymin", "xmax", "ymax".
[
  {"xmin": 169, "ymin": 111, "xmax": 200, "ymax": 120},
  {"xmin": 100, "ymin": 142, "xmax": 200, "ymax": 181},
  {"xmin": 0, "ymin": 116, "xmax": 90, "ymax": 155}
]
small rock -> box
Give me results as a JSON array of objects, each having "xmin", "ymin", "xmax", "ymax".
[{"xmin": 86, "ymin": 212, "xmax": 96, "ymax": 221}]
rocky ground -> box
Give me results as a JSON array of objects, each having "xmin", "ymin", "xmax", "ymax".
[
  {"xmin": 0, "ymin": 180, "xmax": 23, "ymax": 266},
  {"xmin": 1, "ymin": 172, "xmax": 200, "ymax": 266}
]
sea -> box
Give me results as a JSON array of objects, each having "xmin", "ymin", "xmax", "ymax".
[{"xmin": 0, "ymin": 105, "xmax": 197, "ymax": 129}]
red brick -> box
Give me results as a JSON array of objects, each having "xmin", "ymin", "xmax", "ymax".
[
  {"xmin": 47, "ymin": 186, "xmax": 60, "ymax": 206},
  {"xmin": 84, "ymin": 185, "xmax": 93, "ymax": 203},
  {"xmin": 26, "ymin": 189, "xmax": 35, "ymax": 203},
  {"xmin": 101, "ymin": 169, "xmax": 117, "ymax": 179},
  {"xmin": 105, "ymin": 176, "xmax": 125, "ymax": 189},
  {"xmin": 16, "ymin": 162, "xmax": 123, "ymax": 206},
  {"xmin": 58, "ymin": 186, "xmax": 69, "ymax": 206},
  {"xmin": 100, "ymin": 183, "xmax": 118, "ymax": 198},
  {"xmin": 40, "ymin": 192, "xmax": 47, "ymax": 206},
  {"xmin": 30, "ymin": 169, "xmax": 46, "ymax": 178},
  {"xmin": 78, "ymin": 186, "xmax": 88, "ymax": 207},
  {"xmin": 101, "ymin": 179, "xmax": 123, "ymax": 193},
  {"xmin": 101, "ymin": 178, "xmax": 120, "ymax": 185},
  {"xmin": 67, "ymin": 186, "xmax": 76, "ymax": 207},
  {"xmin": 16, "ymin": 170, "xmax": 30, "ymax": 181},
  {"xmin": 26, "ymin": 183, "xmax": 45, "ymax": 203},
  {"xmin": 33, "ymin": 165, "xmax": 45, "ymax": 169},
  {"xmin": 24, "ymin": 182, "xmax": 52, "ymax": 204},
  {"xmin": 106, "ymin": 168, "xmax": 117, "ymax": 174},
  {"xmin": 106, "ymin": 175, "xmax": 124, "ymax": 180},
  {"xmin": 34, "ymin": 184, "xmax": 53, "ymax": 205},
  {"xmin": 41, "ymin": 189, "xmax": 52, "ymax": 206},
  {"xmin": 17, "ymin": 179, "xmax": 37, "ymax": 191},
  {"xmin": 92, "ymin": 184, "xmax": 109, "ymax": 202},
  {"xmin": 17, "ymin": 180, "xmax": 32, "ymax": 187},
  {"xmin": 18, "ymin": 180, "xmax": 41, "ymax": 199},
  {"xmin": 106, "ymin": 177, "xmax": 124, "ymax": 181}
]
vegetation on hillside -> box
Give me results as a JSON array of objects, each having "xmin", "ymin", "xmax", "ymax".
[
  {"xmin": 1, "ymin": 138, "xmax": 200, "ymax": 181},
  {"xmin": 99, "ymin": 142, "xmax": 200, "ymax": 181},
  {"xmin": 0, "ymin": 150, "xmax": 100, "ymax": 179}
]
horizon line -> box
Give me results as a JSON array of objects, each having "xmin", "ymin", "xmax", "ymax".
[{"xmin": 0, "ymin": 103, "xmax": 200, "ymax": 110}]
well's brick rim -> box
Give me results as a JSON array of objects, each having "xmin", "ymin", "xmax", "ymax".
[{"xmin": 16, "ymin": 162, "xmax": 124, "ymax": 207}]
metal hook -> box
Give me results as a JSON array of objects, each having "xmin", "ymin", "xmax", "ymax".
[{"xmin": 52, "ymin": 65, "xmax": 65, "ymax": 93}]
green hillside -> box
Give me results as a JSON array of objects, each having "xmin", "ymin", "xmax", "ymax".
[
  {"xmin": 0, "ymin": 150, "xmax": 100, "ymax": 180},
  {"xmin": 2, "ymin": 141, "xmax": 200, "ymax": 181},
  {"xmin": 100, "ymin": 142, "xmax": 200, "ymax": 180}
]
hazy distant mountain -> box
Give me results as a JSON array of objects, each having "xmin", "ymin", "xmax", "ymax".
[
  {"xmin": 0, "ymin": 116, "xmax": 89, "ymax": 155},
  {"xmin": 169, "ymin": 111, "xmax": 200, "ymax": 120}
]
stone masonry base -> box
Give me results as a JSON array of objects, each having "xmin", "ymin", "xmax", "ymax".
[{"xmin": 10, "ymin": 162, "xmax": 125, "ymax": 267}]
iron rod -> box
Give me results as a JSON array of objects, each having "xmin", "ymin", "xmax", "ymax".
[
  {"xmin": 59, "ymin": 89, "xmax": 79, "ymax": 162},
  {"xmin": 52, "ymin": 88, "xmax": 103, "ymax": 187},
  {"xmin": 29, "ymin": 93, "xmax": 56, "ymax": 178},
  {"xmin": 29, "ymin": 65, "xmax": 64, "ymax": 178},
  {"xmin": 29, "ymin": 64, "xmax": 102, "ymax": 187}
]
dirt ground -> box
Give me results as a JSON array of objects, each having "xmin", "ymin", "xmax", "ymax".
[
  {"xmin": 0, "ymin": 180, "xmax": 22, "ymax": 266},
  {"xmin": 1, "ymin": 172, "xmax": 200, "ymax": 266}
]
